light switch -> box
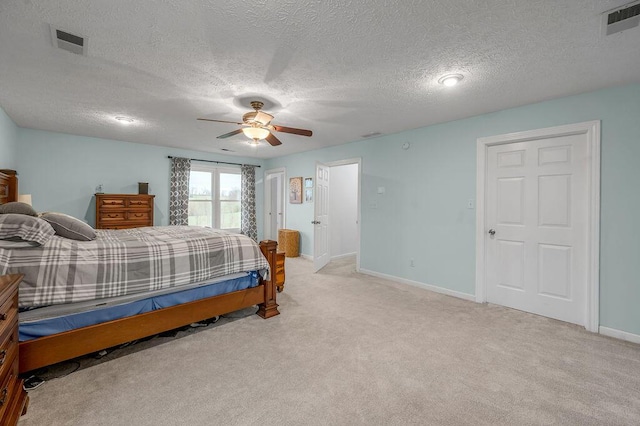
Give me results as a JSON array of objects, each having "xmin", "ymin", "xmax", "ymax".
[
  {"xmin": 467, "ymin": 199, "xmax": 474, "ymax": 209},
  {"xmin": 377, "ymin": 187, "xmax": 385, "ymax": 195}
]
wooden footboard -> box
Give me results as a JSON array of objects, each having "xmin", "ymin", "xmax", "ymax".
[
  {"xmin": 257, "ymin": 239, "xmax": 280, "ymax": 318},
  {"xmin": 18, "ymin": 240, "xmax": 280, "ymax": 374}
]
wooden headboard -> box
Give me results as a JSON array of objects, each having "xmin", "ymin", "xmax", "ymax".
[{"xmin": 0, "ymin": 170, "xmax": 17, "ymax": 205}]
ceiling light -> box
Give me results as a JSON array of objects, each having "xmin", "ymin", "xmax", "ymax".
[
  {"xmin": 438, "ymin": 74, "xmax": 463, "ymax": 87},
  {"xmin": 242, "ymin": 127, "xmax": 270, "ymax": 141},
  {"xmin": 114, "ymin": 116, "xmax": 134, "ymax": 125}
]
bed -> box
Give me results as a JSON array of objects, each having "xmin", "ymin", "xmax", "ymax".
[{"xmin": 0, "ymin": 170, "xmax": 280, "ymax": 374}]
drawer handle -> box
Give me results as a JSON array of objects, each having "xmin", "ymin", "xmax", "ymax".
[
  {"xmin": 134, "ymin": 213, "xmax": 143, "ymax": 217},
  {"xmin": 110, "ymin": 202, "xmax": 116, "ymax": 204},
  {"xmin": 108, "ymin": 214, "xmax": 118, "ymax": 218},
  {"xmin": 0, "ymin": 349, "xmax": 5, "ymax": 366},
  {"xmin": 0, "ymin": 313, "xmax": 5, "ymax": 321},
  {"xmin": 0, "ymin": 387, "xmax": 7, "ymax": 407}
]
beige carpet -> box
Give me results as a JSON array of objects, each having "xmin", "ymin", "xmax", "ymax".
[{"xmin": 20, "ymin": 257, "xmax": 640, "ymax": 425}]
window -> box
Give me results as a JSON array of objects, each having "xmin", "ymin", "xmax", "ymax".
[{"xmin": 188, "ymin": 165, "xmax": 241, "ymax": 231}]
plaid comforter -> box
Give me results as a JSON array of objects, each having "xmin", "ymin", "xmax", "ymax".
[{"xmin": 0, "ymin": 226, "xmax": 269, "ymax": 308}]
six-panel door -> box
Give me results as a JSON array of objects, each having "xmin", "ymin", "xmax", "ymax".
[{"xmin": 486, "ymin": 133, "xmax": 588, "ymax": 326}]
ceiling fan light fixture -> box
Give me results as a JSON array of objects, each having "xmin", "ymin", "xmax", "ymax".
[
  {"xmin": 199, "ymin": 99, "xmax": 311, "ymax": 147},
  {"xmin": 438, "ymin": 74, "xmax": 463, "ymax": 87},
  {"xmin": 242, "ymin": 127, "xmax": 270, "ymax": 141},
  {"xmin": 254, "ymin": 111, "xmax": 274, "ymax": 126}
]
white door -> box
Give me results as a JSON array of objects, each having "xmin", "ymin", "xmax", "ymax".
[
  {"xmin": 313, "ymin": 163, "xmax": 330, "ymax": 272},
  {"xmin": 264, "ymin": 170, "xmax": 285, "ymax": 240},
  {"xmin": 486, "ymin": 134, "xmax": 588, "ymax": 326}
]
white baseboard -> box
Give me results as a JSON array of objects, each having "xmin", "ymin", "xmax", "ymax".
[
  {"xmin": 358, "ymin": 268, "xmax": 476, "ymax": 302},
  {"xmin": 331, "ymin": 252, "xmax": 357, "ymax": 260},
  {"xmin": 599, "ymin": 326, "xmax": 640, "ymax": 345},
  {"xmin": 299, "ymin": 253, "xmax": 312, "ymax": 260}
]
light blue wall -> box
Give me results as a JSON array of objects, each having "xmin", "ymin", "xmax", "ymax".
[
  {"xmin": 0, "ymin": 106, "xmax": 18, "ymax": 169},
  {"xmin": 9, "ymin": 85, "xmax": 640, "ymax": 335},
  {"xmin": 16, "ymin": 129, "xmax": 265, "ymax": 236},
  {"xmin": 265, "ymin": 83, "xmax": 640, "ymax": 336}
]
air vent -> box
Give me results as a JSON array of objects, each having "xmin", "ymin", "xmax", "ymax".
[
  {"xmin": 603, "ymin": 1, "xmax": 640, "ymax": 35},
  {"xmin": 50, "ymin": 25, "xmax": 87, "ymax": 55},
  {"xmin": 361, "ymin": 131, "xmax": 383, "ymax": 138}
]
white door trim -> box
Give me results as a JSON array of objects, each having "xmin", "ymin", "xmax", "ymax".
[
  {"xmin": 263, "ymin": 167, "xmax": 286, "ymax": 241},
  {"xmin": 325, "ymin": 158, "xmax": 362, "ymax": 272},
  {"xmin": 475, "ymin": 121, "xmax": 600, "ymax": 332}
]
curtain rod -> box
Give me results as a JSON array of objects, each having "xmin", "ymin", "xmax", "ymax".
[{"xmin": 167, "ymin": 156, "xmax": 260, "ymax": 168}]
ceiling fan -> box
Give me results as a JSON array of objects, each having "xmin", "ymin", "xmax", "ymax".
[{"xmin": 197, "ymin": 101, "xmax": 313, "ymax": 146}]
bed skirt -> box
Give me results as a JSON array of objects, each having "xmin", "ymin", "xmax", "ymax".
[{"xmin": 20, "ymin": 271, "xmax": 260, "ymax": 341}]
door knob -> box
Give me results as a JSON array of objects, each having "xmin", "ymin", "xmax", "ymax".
[
  {"xmin": 311, "ymin": 220, "xmax": 321, "ymax": 225},
  {"xmin": 488, "ymin": 229, "xmax": 496, "ymax": 236}
]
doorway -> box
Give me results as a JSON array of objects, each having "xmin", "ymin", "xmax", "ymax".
[
  {"xmin": 476, "ymin": 121, "xmax": 600, "ymax": 331},
  {"xmin": 329, "ymin": 163, "xmax": 359, "ymax": 260},
  {"xmin": 264, "ymin": 168, "xmax": 285, "ymax": 241}
]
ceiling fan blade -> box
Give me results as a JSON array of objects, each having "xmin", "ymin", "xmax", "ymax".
[
  {"xmin": 272, "ymin": 125, "xmax": 312, "ymax": 137},
  {"xmin": 198, "ymin": 118, "xmax": 244, "ymax": 125},
  {"xmin": 266, "ymin": 133, "xmax": 282, "ymax": 146},
  {"xmin": 217, "ymin": 129, "xmax": 243, "ymax": 139}
]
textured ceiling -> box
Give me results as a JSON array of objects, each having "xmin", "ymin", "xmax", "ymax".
[{"xmin": 0, "ymin": 0, "xmax": 638, "ymax": 159}]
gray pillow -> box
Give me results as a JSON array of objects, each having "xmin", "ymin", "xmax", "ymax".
[
  {"xmin": 0, "ymin": 202, "xmax": 37, "ymax": 217},
  {"xmin": 0, "ymin": 214, "xmax": 55, "ymax": 246},
  {"xmin": 40, "ymin": 212, "xmax": 96, "ymax": 241}
]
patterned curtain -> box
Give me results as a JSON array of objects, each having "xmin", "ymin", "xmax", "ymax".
[
  {"xmin": 169, "ymin": 157, "xmax": 191, "ymax": 225},
  {"xmin": 241, "ymin": 165, "xmax": 258, "ymax": 241}
]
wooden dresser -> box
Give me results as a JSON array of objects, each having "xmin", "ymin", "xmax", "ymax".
[
  {"xmin": 0, "ymin": 275, "xmax": 28, "ymax": 425},
  {"xmin": 95, "ymin": 194, "xmax": 155, "ymax": 229}
]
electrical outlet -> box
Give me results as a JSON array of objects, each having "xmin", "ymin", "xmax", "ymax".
[{"xmin": 410, "ymin": 258, "xmax": 415, "ymax": 267}]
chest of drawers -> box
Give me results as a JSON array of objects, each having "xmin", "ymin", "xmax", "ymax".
[
  {"xmin": 0, "ymin": 275, "xmax": 28, "ymax": 425},
  {"xmin": 95, "ymin": 194, "xmax": 155, "ymax": 229}
]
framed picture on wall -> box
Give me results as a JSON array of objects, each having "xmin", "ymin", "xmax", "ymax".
[
  {"xmin": 304, "ymin": 177, "xmax": 313, "ymax": 188},
  {"xmin": 289, "ymin": 177, "xmax": 303, "ymax": 204}
]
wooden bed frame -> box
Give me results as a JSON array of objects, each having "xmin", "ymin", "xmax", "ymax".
[{"xmin": 0, "ymin": 171, "xmax": 280, "ymax": 374}]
